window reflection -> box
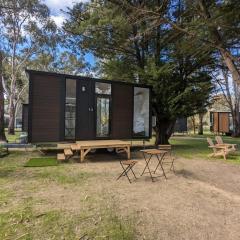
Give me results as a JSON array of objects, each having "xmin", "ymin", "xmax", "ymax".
[
  {"xmin": 96, "ymin": 97, "xmax": 110, "ymax": 137},
  {"xmin": 65, "ymin": 79, "xmax": 76, "ymax": 139},
  {"xmin": 133, "ymin": 87, "xmax": 150, "ymax": 137},
  {"xmin": 95, "ymin": 82, "xmax": 111, "ymax": 95}
]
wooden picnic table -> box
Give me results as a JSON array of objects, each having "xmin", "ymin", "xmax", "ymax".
[{"xmin": 75, "ymin": 140, "xmax": 131, "ymax": 162}]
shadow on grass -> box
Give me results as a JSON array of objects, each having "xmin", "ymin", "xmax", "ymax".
[
  {"xmin": 175, "ymin": 169, "xmax": 196, "ymax": 179},
  {"xmin": 0, "ymin": 168, "xmax": 15, "ymax": 179}
]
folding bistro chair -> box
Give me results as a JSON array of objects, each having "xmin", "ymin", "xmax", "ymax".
[
  {"xmin": 158, "ymin": 145, "xmax": 175, "ymax": 172},
  {"xmin": 116, "ymin": 160, "xmax": 137, "ymax": 183}
]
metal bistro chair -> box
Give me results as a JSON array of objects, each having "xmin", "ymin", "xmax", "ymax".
[
  {"xmin": 158, "ymin": 145, "xmax": 175, "ymax": 173},
  {"xmin": 116, "ymin": 159, "xmax": 138, "ymax": 183}
]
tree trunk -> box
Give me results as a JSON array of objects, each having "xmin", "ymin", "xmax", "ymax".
[
  {"xmin": 198, "ymin": 113, "xmax": 204, "ymax": 135},
  {"xmin": 231, "ymin": 109, "xmax": 240, "ymax": 137},
  {"xmin": 0, "ymin": 51, "xmax": 6, "ymax": 141},
  {"xmin": 220, "ymin": 50, "xmax": 240, "ymax": 85},
  {"xmin": 8, "ymin": 97, "xmax": 15, "ymax": 135},
  {"xmin": 191, "ymin": 116, "xmax": 196, "ymax": 134},
  {"xmin": 155, "ymin": 118, "xmax": 176, "ymax": 145}
]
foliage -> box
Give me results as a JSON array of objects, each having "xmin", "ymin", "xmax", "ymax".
[
  {"xmin": 0, "ymin": 0, "xmax": 58, "ymax": 134},
  {"xmin": 64, "ymin": 0, "xmax": 213, "ymax": 143},
  {"xmin": 124, "ymin": 0, "xmax": 240, "ymax": 84},
  {"xmin": 29, "ymin": 50, "xmax": 91, "ymax": 76}
]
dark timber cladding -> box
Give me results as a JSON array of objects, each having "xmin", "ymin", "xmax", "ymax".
[
  {"xmin": 28, "ymin": 73, "xmax": 64, "ymax": 142},
  {"xmin": 112, "ymin": 83, "xmax": 133, "ymax": 138},
  {"xmin": 26, "ymin": 70, "xmax": 152, "ymax": 143},
  {"xmin": 22, "ymin": 104, "xmax": 29, "ymax": 132}
]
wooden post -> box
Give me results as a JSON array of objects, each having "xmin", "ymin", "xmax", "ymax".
[
  {"xmin": 127, "ymin": 145, "xmax": 130, "ymax": 159},
  {"xmin": 80, "ymin": 149, "xmax": 84, "ymax": 162}
]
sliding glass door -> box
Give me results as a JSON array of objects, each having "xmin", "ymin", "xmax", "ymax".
[
  {"xmin": 65, "ymin": 79, "xmax": 76, "ymax": 140},
  {"xmin": 95, "ymin": 82, "xmax": 111, "ymax": 138},
  {"xmin": 96, "ymin": 96, "xmax": 110, "ymax": 137},
  {"xmin": 133, "ymin": 87, "xmax": 150, "ymax": 138}
]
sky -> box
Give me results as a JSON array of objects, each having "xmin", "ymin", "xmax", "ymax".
[
  {"xmin": 43, "ymin": 0, "xmax": 95, "ymax": 66},
  {"xmin": 44, "ymin": 0, "xmax": 88, "ymax": 26}
]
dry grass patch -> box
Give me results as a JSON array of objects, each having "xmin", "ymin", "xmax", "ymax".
[{"xmin": 0, "ymin": 151, "xmax": 136, "ymax": 239}]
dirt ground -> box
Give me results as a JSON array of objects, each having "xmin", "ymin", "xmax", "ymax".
[{"xmin": 2, "ymin": 151, "xmax": 240, "ymax": 240}]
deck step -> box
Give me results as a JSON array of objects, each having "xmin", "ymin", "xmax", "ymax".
[
  {"xmin": 64, "ymin": 149, "xmax": 73, "ymax": 156},
  {"xmin": 57, "ymin": 153, "xmax": 66, "ymax": 161},
  {"xmin": 70, "ymin": 144, "xmax": 79, "ymax": 151}
]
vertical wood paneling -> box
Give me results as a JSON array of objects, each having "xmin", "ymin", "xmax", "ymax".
[
  {"xmin": 213, "ymin": 112, "xmax": 219, "ymax": 132},
  {"xmin": 31, "ymin": 74, "xmax": 63, "ymax": 142},
  {"xmin": 219, "ymin": 113, "xmax": 229, "ymax": 133},
  {"xmin": 111, "ymin": 84, "xmax": 133, "ymax": 138},
  {"xmin": 22, "ymin": 104, "xmax": 28, "ymax": 132}
]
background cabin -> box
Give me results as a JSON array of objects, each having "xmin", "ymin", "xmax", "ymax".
[
  {"xmin": 25, "ymin": 70, "xmax": 152, "ymax": 143},
  {"xmin": 210, "ymin": 111, "xmax": 233, "ymax": 135},
  {"xmin": 174, "ymin": 118, "xmax": 188, "ymax": 134}
]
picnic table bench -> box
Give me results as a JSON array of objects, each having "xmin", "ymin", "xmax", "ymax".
[
  {"xmin": 76, "ymin": 140, "xmax": 131, "ymax": 162},
  {"xmin": 57, "ymin": 140, "xmax": 131, "ymax": 162}
]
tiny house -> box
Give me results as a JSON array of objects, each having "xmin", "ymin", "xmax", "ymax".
[
  {"xmin": 25, "ymin": 70, "xmax": 152, "ymax": 143},
  {"xmin": 210, "ymin": 111, "xmax": 233, "ymax": 135},
  {"xmin": 22, "ymin": 103, "xmax": 28, "ymax": 132}
]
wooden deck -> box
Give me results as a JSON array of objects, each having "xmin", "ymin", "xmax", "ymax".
[{"xmin": 58, "ymin": 140, "xmax": 131, "ymax": 162}]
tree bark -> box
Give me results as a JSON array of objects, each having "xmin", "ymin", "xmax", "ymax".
[
  {"xmin": 155, "ymin": 118, "xmax": 176, "ymax": 145},
  {"xmin": 198, "ymin": 0, "xmax": 240, "ymax": 85},
  {"xmin": 8, "ymin": 96, "xmax": 15, "ymax": 135},
  {"xmin": 220, "ymin": 50, "xmax": 240, "ymax": 85},
  {"xmin": 190, "ymin": 116, "xmax": 196, "ymax": 134},
  {"xmin": 231, "ymin": 107, "xmax": 240, "ymax": 137},
  {"xmin": 0, "ymin": 51, "xmax": 6, "ymax": 141},
  {"xmin": 198, "ymin": 113, "xmax": 204, "ymax": 135}
]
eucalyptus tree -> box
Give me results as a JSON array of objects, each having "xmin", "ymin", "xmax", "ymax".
[
  {"xmin": 64, "ymin": 0, "xmax": 213, "ymax": 143},
  {"xmin": 213, "ymin": 66, "xmax": 240, "ymax": 137},
  {"xmin": 0, "ymin": 51, "xmax": 5, "ymax": 141},
  {"xmin": 0, "ymin": 1, "xmax": 9, "ymax": 141},
  {"xmin": 0, "ymin": 0, "xmax": 57, "ymax": 134}
]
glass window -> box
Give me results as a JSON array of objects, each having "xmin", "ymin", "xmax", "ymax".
[
  {"xmin": 65, "ymin": 79, "xmax": 76, "ymax": 139},
  {"xmin": 96, "ymin": 97, "xmax": 110, "ymax": 137},
  {"xmin": 95, "ymin": 82, "xmax": 111, "ymax": 95},
  {"xmin": 133, "ymin": 87, "xmax": 150, "ymax": 137}
]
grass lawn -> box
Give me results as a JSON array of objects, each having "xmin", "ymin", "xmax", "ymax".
[
  {"xmin": 170, "ymin": 134, "xmax": 240, "ymax": 164},
  {"xmin": 1, "ymin": 135, "xmax": 240, "ymax": 239},
  {"xmin": 24, "ymin": 158, "xmax": 58, "ymax": 167},
  {"xmin": 5, "ymin": 129, "xmax": 22, "ymax": 142},
  {"xmin": 0, "ymin": 151, "xmax": 135, "ymax": 239}
]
